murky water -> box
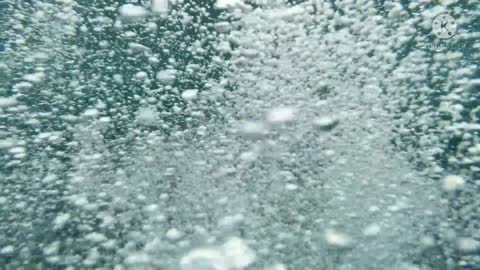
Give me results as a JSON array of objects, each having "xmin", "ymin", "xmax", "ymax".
[{"xmin": 0, "ymin": 0, "xmax": 479, "ymax": 269}]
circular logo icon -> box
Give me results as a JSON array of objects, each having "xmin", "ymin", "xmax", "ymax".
[{"xmin": 432, "ymin": 13, "xmax": 457, "ymax": 39}]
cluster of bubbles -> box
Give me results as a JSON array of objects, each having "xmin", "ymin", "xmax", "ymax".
[{"xmin": 0, "ymin": 0, "xmax": 479, "ymax": 269}]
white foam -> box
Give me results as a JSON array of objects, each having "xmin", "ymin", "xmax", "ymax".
[
  {"xmin": 156, "ymin": 69, "xmax": 177, "ymax": 85},
  {"xmin": 180, "ymin": 237, "xmax": 255, "ymax": 270},
  {"xmin": 181, "ymin": 89, "xmax": 199, "ymax": 101},
  {"xmin": 215, "ymin": 0, "xmax": 244, "ymax": 9},
  {"xmin": 442, "ymin": 175, "xmax": 465, "ymax": 191},
  {"xmin": 0, "ymin": 97, "xmax": 17, "ymax": 108},
  {"xmin": 166, "ymin": 228, "xmax": 183, "ymax": 241},
  {"xmin": 266, "ymin": 107, "xmax": 295, "ymax": 124},
  {"xmin": 152, "ymin": 0, "xmax": 169, "ymax": 15},
  {"xmin": 324, "ymin": 229, "xmax": 353, "ymax": 248},
  {"xmin": 119, "ymin": 4, "xmax": 148, "ymax": 23}
]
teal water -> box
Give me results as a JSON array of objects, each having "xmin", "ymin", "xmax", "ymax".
[{"xmin": 0, "ymin": 1, "xmax": 479, "ymax": 269}]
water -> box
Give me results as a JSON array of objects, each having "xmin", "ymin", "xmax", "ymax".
[{"xmin": 0, "ymin": 0, "xmax": 479, "ymax": 269}]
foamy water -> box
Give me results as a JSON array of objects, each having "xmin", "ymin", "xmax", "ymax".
[{"xmin": 0, "ymin": 0, "xmax": 479, "ymax": 269}]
